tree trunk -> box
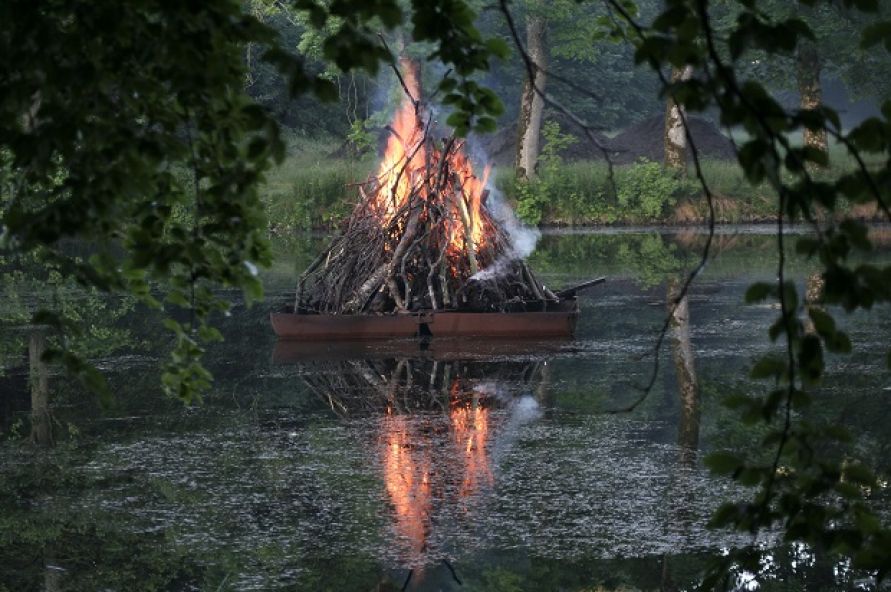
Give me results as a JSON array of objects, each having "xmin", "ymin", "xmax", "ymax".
[
  {"xmin": 29, "ymin": 328, "xmax": 53, "ymax": 446},
  {"xmin": 663, "ymin": 65, "xmax": 694, "ymax": 174},
  {"xmin": 515, "ymin": 15, "xmax": 548, "ymax": 181},
  {"xmin": 402, "ymin": 56, "xmax": 422, "ymax": 103},
  {"xmin": 796, "ymin": 40, "xmax": 828, "ymax": 160},
  {"xmin": 667, "ymin": 278, "xmax": 699, "ymax": 462},
  {"xmin": 803, "ymin": 271, "xmax": 825, "ymax": 335}
]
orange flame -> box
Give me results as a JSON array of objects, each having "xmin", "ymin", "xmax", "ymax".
[
  {"xmin": 375, "ymin": 60, "xmax": 426, "ymax": 222},
  {"xmin": 370, "ymin": 60, "xmax": 492, "ymax": 277}
]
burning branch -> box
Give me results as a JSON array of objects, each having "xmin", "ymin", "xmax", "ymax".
[{"xmin": 294, "ymin": 60, "xmax": 552, "ymax": 315}]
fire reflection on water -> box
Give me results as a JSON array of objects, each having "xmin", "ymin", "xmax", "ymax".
[
  {"xmin": 382, "ymin": 413, "xmax": 432, "ymax": 561},
  {"xmin": 380, "ymin": 379, "xmax": 495, "ymax": 567}
]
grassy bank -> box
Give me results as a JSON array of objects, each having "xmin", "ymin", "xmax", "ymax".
[
  {"xmin": 495, "ymin": 139, "xmax": 884, "ymax": 226},
  {"xmin": 262, "ymin": 136, "xmax": 883, "ymax": 231},
  {"xmin": 262, "ymin": 136, "xmax": 375, "ymax": 232}
]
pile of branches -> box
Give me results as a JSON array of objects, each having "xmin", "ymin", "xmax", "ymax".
[{"xmin": 295, "ymin": 129, "xmax": 553, "ymax": 315}]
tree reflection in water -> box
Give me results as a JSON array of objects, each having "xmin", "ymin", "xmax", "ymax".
[
  {"xmin": 667, "ymin": 276, "xmax": 700, "ymax": 463},
  {"xmin": 28, "ymin": 327, "xmax": 53, "ymax": 447}
]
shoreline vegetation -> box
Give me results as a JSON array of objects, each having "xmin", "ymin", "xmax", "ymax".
[{"xmin": 264, "ymin": 134, "xmax": 886, "ymax": 234}]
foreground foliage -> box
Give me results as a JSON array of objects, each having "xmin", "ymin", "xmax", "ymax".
[{"xmin": 600, "ymin": 0, "xmax": 891, "ymax": 584}]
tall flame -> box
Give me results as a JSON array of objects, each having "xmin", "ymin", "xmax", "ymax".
[
  {"xmin": 370, "ymin": 60, "xmax": 492, "ymax": 272},
  {"xmin": 375, "ymin": 60, "xmax": 426, "ymax": 222}
]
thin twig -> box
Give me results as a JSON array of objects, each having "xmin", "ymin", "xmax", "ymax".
[
  {"xmin": 442, "ymin": 559, "xmax": 463, "ymax": 585},
  {"xmin": 379, "ymin": 34, "xmax": 421, "ymax": 114},
  {"xmin": 583, "ymin": 1, "xmax": 718, "ymax": 413}
]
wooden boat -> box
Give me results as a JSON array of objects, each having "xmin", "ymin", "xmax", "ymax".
[
  {"xmin": 270, "ymin": 298, "xmax": 579, "ymax": 341},
  {"xmin": 270, "ymin": 277, "xmax": 603, "ymax": 342}
]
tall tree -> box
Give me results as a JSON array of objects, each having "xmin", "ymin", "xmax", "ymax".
[
  {"xmin": 663, "ymin": 65, "xmax": 693, "ymax": 173},
  {"xmin": 516, "ymin": 13, "xmax": 548, "ymax": 180},
  {"xmin": 795, "ymin": 5, "xmax": 828, "ymax": 157}
]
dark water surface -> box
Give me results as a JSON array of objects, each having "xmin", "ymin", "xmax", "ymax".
[{"xmin": 1, "ymin": 226, "xmax": 890, "ymax": 591}]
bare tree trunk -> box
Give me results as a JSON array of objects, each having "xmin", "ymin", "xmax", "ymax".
[
  {"xmin": 29, "ymin": 328, "xmax": 53, "ymax": 446},
  {"xmin": 797, "ymin": 40, "xmax": 828, "ymax": 160},
  {"xmin": 802, "ymin": 271, "xmax": 825, "ymax": 335},
  {"xmin": 664, "ymin": 65, "xmax": 694, "ymax": 174},
  {"xmin": 668, "ymin": 278, "xmax": 699, "ymax": 462},
  {"xmin": 402, "ymin": 56, "xmax": 422, "ymax": 102},
  {"xmin": 515, "ymin": 15, "xmax": 548, "ymax": 181}
]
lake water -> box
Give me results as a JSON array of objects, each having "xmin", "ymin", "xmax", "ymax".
[{"xmin": 1, "ymin": 226, "xmax": 889, "ymax": 591}]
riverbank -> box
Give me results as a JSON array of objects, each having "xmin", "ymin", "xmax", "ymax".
[{"xmin": 262, "ymin": 136, "xmax": 885, "ymax": 233}]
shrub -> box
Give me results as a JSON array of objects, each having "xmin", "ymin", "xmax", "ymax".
[{"xmin": 615, "ymin": 158, "xmax": 697, "ymax": 221}]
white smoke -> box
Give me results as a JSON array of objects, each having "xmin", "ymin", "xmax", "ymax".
[
  {"xmin": 470, "ymin": 180, "xmax": 541, "ymax": 282},
  {"xmin": 486, "ymin": 184, "xmax": 540, "ymax": 259}
]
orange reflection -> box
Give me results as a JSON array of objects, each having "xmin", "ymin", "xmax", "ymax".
[
  {"xmin": 380, "ymin": 380, "xmax": 494, "ymax": 567},
  {"xmin": 382, "ymin": 413, "xmax": 431, "ymax": 562},
  {"xmin": 449, "ymin": 381, "xmax": 494, "ymax": 498}
]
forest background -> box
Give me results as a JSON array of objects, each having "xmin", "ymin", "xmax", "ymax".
[{"xmin": 247, "ymin": 0, "xmax": 891, "ymax": 229}]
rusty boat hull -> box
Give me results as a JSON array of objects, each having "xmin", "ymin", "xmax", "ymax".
[{"xmin": 270, "ymin": 300, "xmax": 579, "ymax": 341}]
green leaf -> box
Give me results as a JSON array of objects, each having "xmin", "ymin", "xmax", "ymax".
[
  {"xmin": 852, "ymin": 0, "xmax": 879, "ymax": 11},
  {"xmin": 474, "ymin": 116, "xmax": 497, "ymax": 134},
  {"xmin": 861, "ymin": 22, "xmax": 891, "ymax": 51},
  {"xmin": 484, "ymin": 38, "xmax": 510, "ymax": 59},
  {"xmin": 799, "ymin": 334, "xmax": 824, "ymax": 385},
  {"xmin": 745, "ymin": 282, "xmax": 773, "ymax": 303},
  {"xmin": 796, "ymin": 237, "xmax": 819, "ymax": 256},
  {"xmin": 439, "ymin": 77, "xmax": 458, "ymax": 93},
  {"xmin": 313, "ymin": 78, "xmax": 338, "ymax": 102},
  {"xmin": 198, "ymin": 325, "xmax": 224, "ymax": 343},
  {"xmin": 808, "ymin": 307, "xmax": 835, "ymax": 336},
  {"xmin": 705, "ymin": 451, "xmax": 743, "ymax": 476},
  {"xmin": 827, "ymin": 330, "xmax": 852, "ymax": 354},
  {"xmin": 708, "ymin": 502, "xmax": 742, "ymax": 528},
  {"xmin": 750, "ymin": 355, "xmax": 786, "ymax": 380},
  {"xmin": 844, "ymin": 462, "xmax": 877, "ymax": 486},
  {"xmin": 446, "ymin": 112, "xmax": 469, "ymax": 136}
]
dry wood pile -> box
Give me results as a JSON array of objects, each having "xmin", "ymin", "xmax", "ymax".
[{"xmin": 294, "ymin": 64, "xmax": 553, "ymax": 315}]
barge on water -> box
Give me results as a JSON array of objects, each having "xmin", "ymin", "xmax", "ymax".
[{"xmin": 270, "ymin": 278, "xmax": 603, "ymax": 341}]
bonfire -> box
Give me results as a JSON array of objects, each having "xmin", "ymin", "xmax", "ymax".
[{"xmin": 295, "ymin": 61, "xmax": 554, "ymax": 315}]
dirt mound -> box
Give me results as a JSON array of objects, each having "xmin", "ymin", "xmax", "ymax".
[
  {"xmin": 470, "ymin": 116, "xmax": 611, "ymax": 166},
  {"xmin": 330, "ymin": 113, "xmax": 735, "ymax": 167},
  {"xmin": 471, "ymin": 113, "xmax": 734, "ymax": 167},
  {"xmin": 606, "ymin": 114, "xmax": 735, "ymax": 164}
]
